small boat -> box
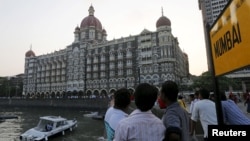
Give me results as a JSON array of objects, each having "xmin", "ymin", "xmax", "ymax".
[
  {"xmin": 19, "ymin": 116, "xmax": 77, "ymax": 141},
  {"xmin": 92, "ymin": 114, "xmax": 104, "ymax": 120},
  {"xmin": 0, "ymin": 115, "xmax": 18, "ymax": 123},
  {"xmin": 0, "ymin": 115, "xmax": 18, "ymax": 120},
  {"xmin": 91, "ymin": 111, "xmax": 105, "ymax": 120},
  {"xmin": 83, "ymin": 111, "xmax": 98, "ymax": 118}
]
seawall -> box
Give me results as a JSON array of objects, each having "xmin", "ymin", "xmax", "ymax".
[{"xmin": 0, "ymin": 98, "xmax": 109, "ymax": 111}]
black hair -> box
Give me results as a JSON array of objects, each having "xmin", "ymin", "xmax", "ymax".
[
  {"xmin": 178, "ymin": 95, "xmax": 183, "ymax": 99},
  {"xmin": 199, "ymin": 88, "xmax": 210, "ymax": 99},
  {"xmin": 194, "ymin": 91, "xmax": 199, "ymax": 97},
  {"xmin": 161, "ymin": 80, "xmax": 179, "ymax": 102},
  {"xmin": 220, "ymin": 91, "xmax": 227, "ymax": 101},
  {"xmin": 189, "ymin": 94, "xmax": 194, "ymax": 99},
  {"xmin": 134, "ymin": 83, "xmax": 158, "ymax": 112},
  {"xmin": 114, "ymin": 88, "xmax": 131, "ymax": 109}
]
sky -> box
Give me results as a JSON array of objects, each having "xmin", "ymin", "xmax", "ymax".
[{"xmin": 0, "ymin": 0, "xmax": 208, "ymax": 77}]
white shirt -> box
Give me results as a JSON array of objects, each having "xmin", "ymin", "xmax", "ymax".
[
  {"xmin": 189, "ymin": 98, "xmax": 199, "ymax": 114},
  {"xmin": 191, "ymin": 99, "xmax": 218, "ymax": 138},
  {"xmin": 114, "ymin": 109, "xmax": 165, "ymax": 141},
  {"xmin": 104, "ymin": 107, "xmax": 128, "ymax": 131}
]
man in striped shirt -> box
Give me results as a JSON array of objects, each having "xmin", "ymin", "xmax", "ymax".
[
  {"xmin": 221, "ymin": 92, "xmax": 250, "ymax": 125},
  {"xmin": 114, "ymin": 83, "xmax": 165, "ymax": 141}
]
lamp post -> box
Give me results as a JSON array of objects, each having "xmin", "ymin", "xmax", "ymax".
[
  {"xmin": 125, "ymin": 62, "xmax": 127, "ymax": 88},
  {"xmin": 150, "ymin": 80, "xmax": 154, "ymax": 85},
  {"xmin": 179, "ymin": 76, "xmax": 185, "ymax": 95},
  {"xmin": 125, "ymin": 79, "xmax": 127, "ymax": 88},
  {"xmin": 8, "ymin": 76, "xmax": 10, "ymax": 99},
  {"xmin": 15, "ymin": 85, "xmax": 19, "ymax": 97},
  {"xmin": 0, "ymin": 84, "xmax": 2, "ymax": 97},
  {"xmin": 84, "ymin": 58, "xmax": 87, "ymax": 96},
  {"xmin": 138, "ymin": 67, "xmax": 141, "ymax": 84},
  {"xmin": 84, "ymin": 44, "xmax": 88, "ymax": 96}
]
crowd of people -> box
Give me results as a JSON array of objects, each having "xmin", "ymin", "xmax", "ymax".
[{"xmin": 103, "ymin": 80, "xmax": 250, "ymax": 141}]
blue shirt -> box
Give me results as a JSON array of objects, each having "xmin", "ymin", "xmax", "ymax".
[
  {"xmin": 162, "ymin": 102, "xmax": 190, "ymax": 141},
  {"xmin": 222, "ymin": 99, "xmax": 250, "ymax": 125}
]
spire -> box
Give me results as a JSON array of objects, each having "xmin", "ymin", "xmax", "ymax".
[
  {"xmin": 161, "ymin": 7, "xmax": 164, "ymax": 16},
  {"xmin": 30, "ymin": 44, "xmax": 32, "ymax": 50},
  {"xmin": 88, "ymin": 4, "xmax": 95, "ymax": 16}
]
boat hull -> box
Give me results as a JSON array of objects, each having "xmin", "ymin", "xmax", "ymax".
[{"xmin": 20, "ymin": 116, "xmax": 77, "ymax": 141}]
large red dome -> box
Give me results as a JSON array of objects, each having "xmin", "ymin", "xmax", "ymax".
[
  {"xmin": 80, "ymin": 5, "xmax": 102, "ymax": 30},
  {"xmin": 25, "ymin": 50, "xmax": 35, "ymax": 57},
  {"xmin": 156, "ymin": 16, "xmax": 171, "ymax": 28},
  {"xmin": 80, "ymin": 16, "xmax": 102, "ymax": 30}
]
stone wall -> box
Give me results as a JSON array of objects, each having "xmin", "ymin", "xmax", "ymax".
[{"xmin": 0, "ymin": 98, "xmax": 109, "ymax": 111}]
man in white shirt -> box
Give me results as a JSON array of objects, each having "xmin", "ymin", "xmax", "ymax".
[
  {"xmin": 189, "ymin": 91, "xmax": 199, "ymax": 114},
  {"xmin": 104, "ymin": 88, "xmax": 131, "ymax": 141},
  {"xmin": 190, "ymin": 88, "xmax": 218, "ymax": 141},
  {"xmin": 114, "ymin": 83, "xmax": 165, "ymax": 141}
]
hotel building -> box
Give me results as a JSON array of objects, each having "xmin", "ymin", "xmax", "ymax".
[{"xmin": 23, "ymin": 5, "xmax": 189, "ymax": 98}]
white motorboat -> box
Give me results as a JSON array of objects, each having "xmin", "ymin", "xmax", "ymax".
[
  {"xmin": 83, "ymin": 111, "xmax": 98, "ymax": 118},
  {"xmin": 19, "ymin": 116, "xmax": 77, "ymax": 141}
]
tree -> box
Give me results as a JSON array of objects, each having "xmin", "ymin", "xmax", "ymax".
[
  {"xmin": 0, "ymin": 77, "xmax": 8, "ymax": 97},
  {"xmin": 0, "ymin": 77, "xmax": 24, "ymax": 97},
  {"xmin": 191, "ymin": 71, "xmax": 240, "ymax": 92}
]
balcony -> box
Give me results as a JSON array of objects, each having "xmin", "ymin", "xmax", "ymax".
[
  {"xmin": 118, "ymin": 55, "xmax": 123, "ymax": 59},
  {"xmin": 109, "ymin": 56, "xmax": 115, "ymax": 61},
  {"xmin": 93, "ymin": 67, "xmax": 98, "ymax": 72},
  {"xmin": 93, "ymin": 59, "xmax": 98, "ymax": 63},
  {"xmin": 100, "ymin": 66, "xmax": 105, "ymax": 71},
  {"xmin": 126, "ymin": 52, "xmax": 132, "ymax": 58},
  {"xmin": 100, "ymin": 56, "xmax": 106, "ymax": 62},
  {"xmin": 110, "ymin": 65, "xmax": 115, "ymax": 70}
]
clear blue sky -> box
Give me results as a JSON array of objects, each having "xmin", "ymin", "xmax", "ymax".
[{"xmin": 0, "ymin": 0, "xmax": 208, "ymax": 76}]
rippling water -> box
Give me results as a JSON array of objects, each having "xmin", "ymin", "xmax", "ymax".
[{"xmin": 0, "ymin": 106, "xmax": 106, "ymax": 141}]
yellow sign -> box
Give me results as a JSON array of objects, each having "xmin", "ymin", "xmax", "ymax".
[{"xmin": 210, "ymin": 0, "xmax": 250, "ymax": 76}]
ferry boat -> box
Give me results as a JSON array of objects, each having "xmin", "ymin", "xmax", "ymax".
[{"xmin": 19, "ymin": 116, "xmax": 77, "ymax": 141}]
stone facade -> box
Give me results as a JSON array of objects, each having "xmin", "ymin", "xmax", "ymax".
[{"xmin": 23, "ymin": 5, "xmax": 189, "ymax": 98}]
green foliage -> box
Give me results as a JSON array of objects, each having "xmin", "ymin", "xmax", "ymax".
[
  {"xmin": 0, "ymin": 77, "xmax": 23, "ymax": 97},
  {"xmin": 191, "ymin": 71, "xmax": 241, "ymax": 91}
]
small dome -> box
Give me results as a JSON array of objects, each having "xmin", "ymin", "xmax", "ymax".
[
  {"xmin": 102, "ymin": 29, "xmax": 107, "ymax": 35},
  {"xmin": 156, "ymin": 16, "xmax": 171, "ymax": 28},
  {"xmin": 74, "ymin": 26, "xmax": 80, "ymax": 33},
  {"xmin": 25, "ymin": 50, "xmax": 35, "ymax": 57},
  {"xmin": 183, "ymin": 52, "xmax": 188, "ymax": 58},
  {"xmin": 80, "ymin": 5, "xmax": 102, "ymax": 30},
  {"xmin": 75, "ymin": 26, "xmax": 80, "ymax": 31}
]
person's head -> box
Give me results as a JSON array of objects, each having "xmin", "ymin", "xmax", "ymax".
[
  {"xmin": 108, "ymin": 94, "xmax": 115, "ymax": 107},
  {"xmin": 157, "ymin": 96, "xmax": 167, "ymax": 109},
  {"xmin": 134, "ymin": 83, "xmax": 158, "ymax": 112},
  {"xmin": 160, "ymin": 80, "xmax": 179, "ymax": 105},
  {"xmin": 189, "ymin": 94, "xmax": 195, "ymax": 101},
  {"xmin": 178, "ymin": 95, "xmax": 183, "ymax": 99},
  {"xmin": 198, "ymin": 88, "xmax": 210, "ymax": 99},
  {"xmin": 220, "ymin": 91, "xmax": 227, "ymax": 101},
  {"xmin": 209, "ymin": 94, "xmax": 215, "ymax": 101},
  {"xmin": 194, "ymin": 91, "xmax": 199, "ymax": 99},
  {"xmin": 114, "ymin": 88, "xmax": 131, "ymax": 110}
]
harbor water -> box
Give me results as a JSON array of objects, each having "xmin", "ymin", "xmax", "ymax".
[{"xmin": 0, "ymin": 106, "xmax": 106, "ymax": 141}]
